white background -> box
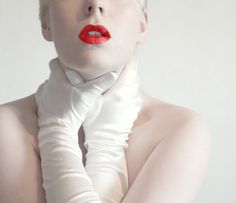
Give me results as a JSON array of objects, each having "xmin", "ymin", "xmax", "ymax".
[{"xmin": 1, "ymin": 0, "xmax": 236, "ymax": 202}]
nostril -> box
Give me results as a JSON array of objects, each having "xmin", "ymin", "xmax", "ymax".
[
  {"xmin": 88, "ymin": 6, "xmax": 92, "ymax": 12},
  {"xmin": 87, "ymin": 6, "xmax": 103, "ymax": 14}
]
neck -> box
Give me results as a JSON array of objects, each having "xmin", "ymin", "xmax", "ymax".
[
  {"xmin": 58, "ymin": 58, "xmax": 129, "ymax": 82},
  {"xmin": 57, "ymin": 52, "xmax": 139, "ymax": 82}
]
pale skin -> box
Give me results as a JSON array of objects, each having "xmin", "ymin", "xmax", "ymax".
[{"xmin": 0, "ymin": 0, "xmax": 212, "ymax": 202}]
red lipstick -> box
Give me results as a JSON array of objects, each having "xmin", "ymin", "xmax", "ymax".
[{"xmin": 79, "ymin": 24, "xmax": 111, "ymax": 44}]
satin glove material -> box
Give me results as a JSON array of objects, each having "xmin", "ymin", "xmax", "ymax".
[
  {"xmin": 83, "ymin": 55, "xmax": 143, "ymax": 203},
  {"xmin": 35, "ymin": 57, "xmax": 117, "ymax": 203}
]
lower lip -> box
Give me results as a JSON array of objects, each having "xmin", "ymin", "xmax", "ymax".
[{"xmin": 79, "ymin": 35, "xmax": 110, "ymax": 45}]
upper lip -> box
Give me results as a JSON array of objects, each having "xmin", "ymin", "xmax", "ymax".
[{"xmin": 79, "ymin": 24, "xmax": 111, "ymax": 38}]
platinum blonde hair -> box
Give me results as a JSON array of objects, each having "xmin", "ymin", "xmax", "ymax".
[{"xmin": 39, "ymin": 0, "xmax": 148, "ymax": 26}]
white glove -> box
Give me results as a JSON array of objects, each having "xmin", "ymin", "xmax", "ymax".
[
  {"xmin": 35, "ymin": 57, "xmax": 118, "ymax": 203},
  {"xmin": 83, "ymin": 55, "xmax": 143, "ymax": 203}
]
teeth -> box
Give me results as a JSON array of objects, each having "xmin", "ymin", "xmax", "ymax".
[{"xmin": 88, "ymin": 31, "xmax": 103, "ymax": 36}]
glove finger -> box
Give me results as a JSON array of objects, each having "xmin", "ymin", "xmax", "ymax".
[
  {"xmin": 35, "ymin": 80, "xmax": 48, "ymax": 106},
  {"xmin": 65, "ymin": 70, "xmax": 84, "ymax": 86},
  {"xmin": 49, "ymin": 58, "xmax": 69, "ymax": 83},
  {"xmin": 102, "ymin": 56, "xmax": 140, "ymax": 98}
]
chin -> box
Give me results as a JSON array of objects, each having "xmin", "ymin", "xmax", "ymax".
[{"xmin": 76, "ymin": 52, "xmax": 115, "ymax": 70}]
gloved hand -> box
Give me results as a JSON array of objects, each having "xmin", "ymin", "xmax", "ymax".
[
  {"xmin": 83, "ymin": 55, "xmax": 143, "ymax": 203},
  {"xmin": 35, "ymin": 57, "xmax": 118, "ymax": 203}
]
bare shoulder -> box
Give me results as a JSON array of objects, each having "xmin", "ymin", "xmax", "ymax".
[
  {"xmin": 140, "ymin": 93, "xmax": 212, "ymax": 143},
  {"xmin": 126, "ymin": 93, "xmax": 212, "ymax": 187},
  {"xmin": 0, "ymin": 94, "xmax": 39, "ymax": 149},
  {"xmin": 0, "ymin": 95, "xmax": 47, "ymax": 203},
  {"xmin": 0, "ymin": 94, "xmax": 37, "ymax": 126}
]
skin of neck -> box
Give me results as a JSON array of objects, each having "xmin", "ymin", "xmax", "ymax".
[{"xmin": 58, "ymin": 52, "xmax": 137, "ymax": 82}]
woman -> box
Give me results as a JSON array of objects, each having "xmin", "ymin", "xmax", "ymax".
[{"xmin": 0, "ymin": 0, "xmax": 211, "ymax": 202}]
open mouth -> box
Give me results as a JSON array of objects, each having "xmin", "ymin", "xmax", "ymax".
[{"xmin": 79, "ymin": 24, "xmax": 111, "ymax": 45}]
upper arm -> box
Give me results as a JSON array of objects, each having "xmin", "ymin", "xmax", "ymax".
[
  {"xmin": 0, "ymin": 106, "xmax": 23, "ymax": 196},
  {"xmin": 0, "ymin": 105, "xmax": 47, "ymax": 203},
  {"xmin": 153, "ymin": 110, "xmax": 212, "ymax": 202},
  {"xmin": 122, "ymin": 109, "xmax": 212, "ymax": 203}
]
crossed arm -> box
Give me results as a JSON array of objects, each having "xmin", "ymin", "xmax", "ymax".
[
  {"xmin": 0, "ymin": 102, "xmax": 211, "ymax": 203},
  {"xmin": 121, "ymin": 113, "xmax": 212, "ymax": 203}
]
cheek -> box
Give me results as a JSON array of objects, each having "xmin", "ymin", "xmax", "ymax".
[
  {"xmin": 118, "ymin": 19, "xmax": 140, "ymax": 46},
  {"xmin": 115, "ymin": 8, "xmax": 141, "ymax": 39},
  {"xmin": 49, "ymin": 5, "xmax": 76, "ymax": 36}
]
